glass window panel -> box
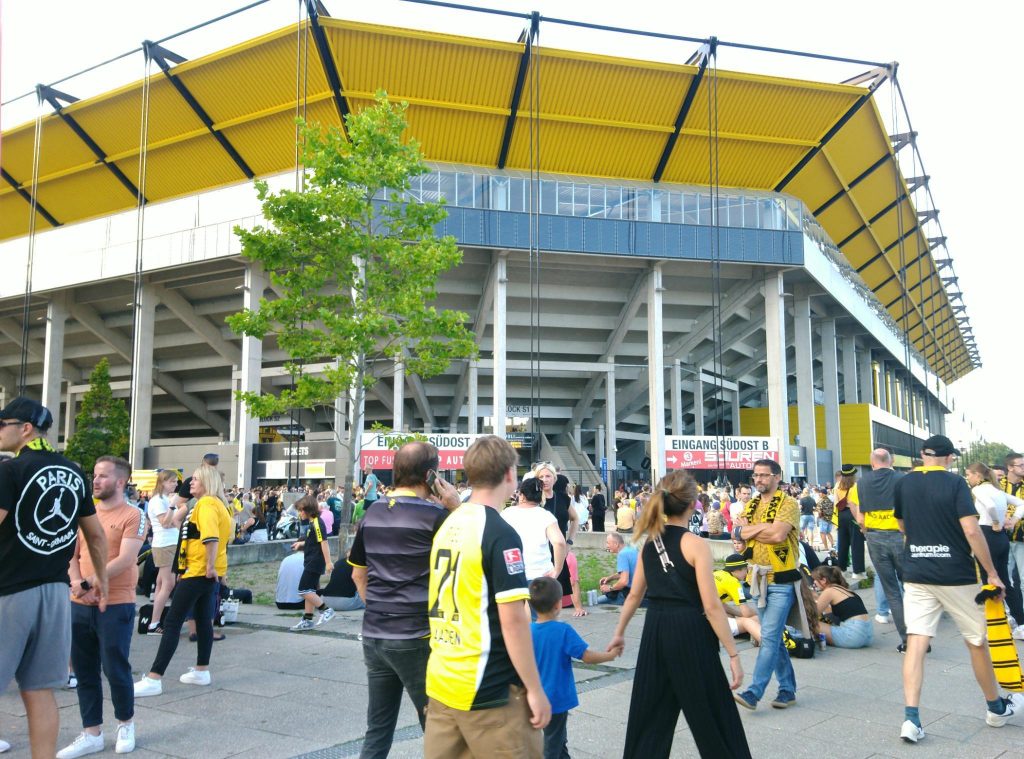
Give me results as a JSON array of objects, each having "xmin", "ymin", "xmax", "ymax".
[
  {"xmin": 606, "ymin": 187, "xmax": 621, "ymax": 219},
  {"xmin": 540, "ymin": 180, "xmax": 557, "ymax": 214},
  {"xmin": 455, "ymin": 173, "xmax": 475, "ymax": 207},
  {"xmin": 574, "ymin": 184, "xmax": 589, "ymax": 216},
  {"xmin": 743, "ymin": 197, "xmax": 760, "ymax": 229},
  {"xmin": 510, "ymin": 178, "xmax": 526, "ymax": 212},
  {"xmin": 589, "ymin": 186, "xmax": 606, "ymax": 218},
  {"xmin": 475, "ymin": 175, "xmax": 489, "ymax": 208},
  {"xmin": 653, "ymin": 190, "xmax": 664, "ymax": 222},
  {"xmin": 489, "ymin": 176, "xmax": 509, "ymax": 211},
  {"xmin": 760, "ymin": 198, "xmax": 777, "ymax": 229},
  {"xmin": 557, "ymin": 182, "xmax": 574, "ymax": 216},
  {"xmin": 438, "ymin": 172, "xmax": 456, "ymax": 205},
  {"xmin": 697, "ymin": 193, "xmax": 713, "ymax": 226},
  {"xmin": 621, "ymin": 189, "xmax": 635, "ymax": 220},
  {"xmin": 682, "ymin": 193, "xmax": 699, "ymax": 225},
  {"xmin": 420, "ymin": 172, "xmax": 439, "ymax": 204}
]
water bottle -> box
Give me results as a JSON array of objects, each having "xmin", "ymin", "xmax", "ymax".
[
  {"xmin": 817, "ymin": 633, "xmax": 826, "ymax": 651},
  {"xmin": 587, "ymin": 589, "xmax": 598, "ymax": 606}
]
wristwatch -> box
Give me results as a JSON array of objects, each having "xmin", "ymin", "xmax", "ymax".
[{"xmin": 80, "ymin": 580, "xmax": 92, "ymax": 591}]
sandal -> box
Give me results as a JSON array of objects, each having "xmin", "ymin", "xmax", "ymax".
[{"xmin": 188, "ymin": 633, "xmax": 226, "ymax": 642}]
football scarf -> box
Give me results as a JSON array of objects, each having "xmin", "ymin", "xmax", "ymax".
[
  {"xmin": 1001, "ymin": 478, "xmax": 1024, "ymax": 542},
  {"xmin": 977, "ymin": 584, "xmax": 1024, "ymax": 692}
]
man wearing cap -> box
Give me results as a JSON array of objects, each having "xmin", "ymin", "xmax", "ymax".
[
  {"xmin": 848, "ymin": 449, "xmax": 908, "ymax": 650},
  {"xmin": 0, "ymin": 398, "xmax": 110, "ymax": 758},
  {"xmin": 895, "ymin": 434, "xmax": 1023, "ymax": 743}
]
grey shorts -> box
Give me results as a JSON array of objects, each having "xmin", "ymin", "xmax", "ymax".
[{"xmin": 0, "ymin": 582, "xmax": 72, "ymax": 693}]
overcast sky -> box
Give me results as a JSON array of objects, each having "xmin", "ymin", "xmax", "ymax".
[{"xmin": 1, "ymin": 0, "xmax": 1020, "ymax": 448}]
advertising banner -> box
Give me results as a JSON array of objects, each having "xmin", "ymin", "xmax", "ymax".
[
  {"xmin": 360, "ymin": 433, "xmax": 485, "ymax": 470},
  {"xmin": 664, "ymin": 436, "xmax": 779, "ymax": 471}
]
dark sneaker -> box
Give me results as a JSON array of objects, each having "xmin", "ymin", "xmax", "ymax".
[
  {"xmin": 771, "ymin": 692, "xmax": 796, "ymax": 709},
  {"xmin": 734, "ymin": 691, "xmax": 757, "ymax": 710}
]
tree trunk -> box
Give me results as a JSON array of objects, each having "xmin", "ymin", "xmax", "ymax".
[{"xmin": 339, "ymin": 361, "xmax": 366, "ymax": 532}]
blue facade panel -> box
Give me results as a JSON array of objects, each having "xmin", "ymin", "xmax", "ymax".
[{"xmin": 376, "ymin": 202, "xmax": 803, "ymax": 266}]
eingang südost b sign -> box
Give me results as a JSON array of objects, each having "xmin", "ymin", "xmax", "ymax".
[
  {"xmin": 664, "ymin": 436, "xmax": 780, "ymax": 471},
  {"xmin": 360, "ymin": 433, "xmax": 484, "ymax": 470}
]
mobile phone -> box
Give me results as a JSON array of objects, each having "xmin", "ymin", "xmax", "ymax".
[{"xmin": 426, "ymin": 470, "xmax": 442, "ymax": 497}]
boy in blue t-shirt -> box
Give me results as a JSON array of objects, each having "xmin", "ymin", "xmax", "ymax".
[{"xmin": 529, "ymin": 577, "xmax": 622, "ymax": 759}]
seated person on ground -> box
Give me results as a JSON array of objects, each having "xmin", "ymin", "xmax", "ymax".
[
  {"xmin": 811, "ymin": 565, "xmax": 873, "ymax": 649},
  {"xmin": 322, "ymin": 553, "xmax": 365, "ymax": 612},
  {"xmin": 714, "ymin": 553, "xmax": 761, "ymax": 645},
  {"xmin": 276, "ymin": 552, "xmax": 305, "ymax": 610}
]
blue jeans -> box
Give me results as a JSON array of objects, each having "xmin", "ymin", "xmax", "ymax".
[
  {"xmin": 829, "ymin": 618, "xmax": 873, "ymax": 648},
  {"xmin": 744, "ymin": 584, "xmax": 796, "ymax": 702},
  {"xmin": 70, "ymin": 603, "xmax": 136, "ymax": 726},
  {"xmin": 874, "ymin": 575, "xmax": 889, "ymax": 616},
  {"xmin": 865, "ymin": 530, "xmax": 906, "ymax": 641},
  {"xmin": 360, "ymin": 636, "xmax": 430, "ymax": 759}
]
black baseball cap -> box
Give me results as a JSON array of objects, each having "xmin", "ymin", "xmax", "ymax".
[
  {"xmin": 724, "ymin": 553, "xmax": 747, "ymax": 571},
  {"xmin": 921, "ymin": 435, "xmax": 958, "ymax": 457},
  {"xmin": 0, "ymin": 397, "xmax": 53, "ymax": 431}
]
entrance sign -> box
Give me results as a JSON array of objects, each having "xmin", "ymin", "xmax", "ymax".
[
  {"xmin": 665, "ymin": 436, "xmax": 779, "ymax": 471},
  {"xmin": 360, "ymin": 433, "xmax": 484, "ymax": 470}
]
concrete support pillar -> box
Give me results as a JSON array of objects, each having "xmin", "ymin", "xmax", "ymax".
[
  {"xmin": 393, "ymin": 359, "xmax": 405, "ymax": 432},
  {"xmin": 859, "ymin": 346, "xmax": 875, "ymax": 406},
  {"xmin": 605, "ymin": 360, "xmax": 617, "ymax": 484},
  {"xmin": 467, "ymin": 363, "xmax": 478, "ymax": 434},
  {"xmin": 693, "ymin": 374, "xmax": 705, "ymax": 435},
  {"xmin": 793, "ymin": 294, "xmax": 817, "ymax": 484},
  {"xmin": 64, "ymin": 389, "xmax": 76, "ymax": 444},
  {"xmin": 228, "ymin": 377, "xmax": 242, "ymax": 442},
  {"xmin": 237, "ymin": 264, "xmax": 267, "ymax": 488},
  {"xmin": 492, "ymin": 254, "xmax": 508, "ymax": 437},
  {"xmin": 877, "ymin": 362, "xmax": 888, "ymax": 413},
  {"xmin": 42, "ymin": 293, "xmax": 69, "ymax": 444},
  {"xmin": 732, "ymin": 389, "xmax": 741, "ymax": 434},
  {"xmin": 821, "ymin": 319, "xmax": 842, "ymax": 465},
  {"xmin": 670, "ymin": 362, "xmax": 683, "ymax": 436},
  {"xmin": 129, "ymin": 284, "xmax": 158, "ymax": 468},
  {"xmin": 646, "ymin": 264, "xmax": 666, "ymax": 482},
  {"xmin": 764, "ymin": 273, "xmax": 790, "ymax": 476},
  {"xmin": 573, "ymin": 424, "xmax": 582, "ymax": 449},
  {"xmin": 596, "ymin": 424, "xmax": 605, "ymax": 471},
  {"xmin": 841, "ymin": 335, "xmax": 858, "ymax": 404}
]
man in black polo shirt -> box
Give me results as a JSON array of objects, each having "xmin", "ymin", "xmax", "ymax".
[
  {"xmin": 0, "ymin": 398, "xmax": 110, "ymax": 758},
  {"xmin": 348, "ymin": 441, "xmax": 460, "ymax": 759},
  {"xmin": 895, "ymin": 435, "xmax": 1022, "ymax": 744}
]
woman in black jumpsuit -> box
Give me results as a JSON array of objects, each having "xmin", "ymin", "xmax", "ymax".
[{"xmin": 608, "ymin": 469, "xmax": 751, "ymax": 759}]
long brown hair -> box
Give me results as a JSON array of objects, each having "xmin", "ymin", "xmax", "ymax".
[
  {"xmin": 634, "ymin": 470, "xmax": 698, "ymax": 542},
  {"xmin": 812, "ymin": 565, "xmax": 849, "ymax": 588},
  {"xmin": 836, "ymin": 473, "xmax": 856, "ymax": 492},
  {"xmin": 967, "ymin": 462, "xmax": 999, "ymax": 486}
]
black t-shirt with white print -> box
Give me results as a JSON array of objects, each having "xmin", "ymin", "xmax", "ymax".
[
  {"xmin": 0, "ymin": 445, "xmax": 95, "ymax": 596},
  {"xmin": 894, "ymin": 466, "xmax": 978, "ymax": 586}
]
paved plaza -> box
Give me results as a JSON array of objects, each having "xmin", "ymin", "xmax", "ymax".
[{"xmin": 4, "ymin": 587, "xmax": 1024, "ymax": 758}]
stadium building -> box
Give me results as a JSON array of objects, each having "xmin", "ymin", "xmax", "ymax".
[{"xmin": 0, "ymin": 2, "xmax": 979, "ymax": 488}]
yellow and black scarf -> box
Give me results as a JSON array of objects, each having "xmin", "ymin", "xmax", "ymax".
[
  {"xmin": 743, "ymin": 489, "xmax": 796, "ymax": 574},
  {"xmin": 1002, "ymin": 478, "xmax": 1024, "ymax": 542},
  {"xmin": 18, "ymin": 437, "xmax": 56, "ymax": 455},
  {"xmin": 978, "ymin": 584, "xmax": 1024, "ymax": 691}
]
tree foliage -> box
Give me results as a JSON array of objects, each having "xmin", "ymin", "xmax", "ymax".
[
  {"xmin": 65, "ymin": 357, "xmax": 130, "ymax": 476},
  {"xmin": 961, "ymin": 440, "xmax": 1016, "ymax": 470},
  {"xmin": 228, "ymin": 93, "xmax": 476, "ymax": 515}
]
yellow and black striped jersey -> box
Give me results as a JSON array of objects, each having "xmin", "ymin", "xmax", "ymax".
[{"xmin": 426, "ymin": 502, "xmax": 530, "ymax": 711}]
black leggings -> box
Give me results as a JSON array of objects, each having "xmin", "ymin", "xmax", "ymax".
[{"xmin": 150, "ymin": 577, "xmax": 216, "ymax": 676}]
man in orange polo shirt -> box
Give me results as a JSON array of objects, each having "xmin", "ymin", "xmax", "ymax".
[{"xmin": 61, "ymin": 456, "xmax": 146, "ymax": 758}]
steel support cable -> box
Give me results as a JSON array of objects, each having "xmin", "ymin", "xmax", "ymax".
[
  {"xmin": 18, "ymin": 106, "xmax": 44, "ymax": 394},
  {"xmin": 526, "ymin": 22, "xmax": 542, "ymax": 451},
  {"xmin": 128, "ymin": 52, "xmax": 152, "ymax": 457}
]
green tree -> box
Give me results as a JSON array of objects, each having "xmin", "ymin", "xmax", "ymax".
[
  {"xmin": 228, "ymin": 93, "xmax": 476, "ymax": 526},
  {"xmin": 65, "ymin": 357, "xmax": 130, "ymax": 476},
  {"xmin": 962, "ymin": 440, "xmax": 1015, "ymax": 470}
]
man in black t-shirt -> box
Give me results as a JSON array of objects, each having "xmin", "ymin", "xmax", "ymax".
[
  {"xmin": 894, "ymin": 435, "xmax": 1022, "ymax": 744},
  {"xmin": 349, "ymin": 441, "xmax": 461, "ymax": 759},
  {"xmin": 0, "ymin": 398, "xmax": 110, "ymax": 758}
]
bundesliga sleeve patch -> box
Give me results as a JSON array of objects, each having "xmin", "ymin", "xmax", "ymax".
[{"xmin": 503, "ymin": 548, "xmax": 525, "ymax": 575}]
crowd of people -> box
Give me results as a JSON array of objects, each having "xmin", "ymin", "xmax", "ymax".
[{"xmin": 4, "ymin": 393, "xmax": 1024, "ymax": 756}]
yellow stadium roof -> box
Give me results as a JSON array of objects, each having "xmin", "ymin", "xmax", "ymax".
[{"xmin": 0, "ymin": 15, "xmax": 974, "ymax": 383}]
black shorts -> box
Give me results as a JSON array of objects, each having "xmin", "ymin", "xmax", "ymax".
[{"xmin": 298, "ymin": 569, "xmax": 322, "ymax": 596}]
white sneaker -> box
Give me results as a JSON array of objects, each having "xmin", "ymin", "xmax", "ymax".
[
  {"xmin": 900, "ymin": 720, "xmax": 925, "ymax": 743},
  {"xmin": 179, "ymin": 667, "xmax": 211, "ymax": 686},
  {"xmin": 291, "ymin": 618, "xmax": 316, "ymax": 631},
  {"xmin": 316, "ymin": 607, "xmax": 336, "ymax": 626},
  {"xmin": 133, "ymin": 676, "xmax": 162, "ymax": 698},
  {"xmin": 115, "ymin": 722, "xmax": 135, "ymax": 754},
  {"xmin": 850, "ymin": 572, "xmax": 866, "ymax": 582},
  {"xmin": 1012, "ymin": 626, "xmax": 1024, "ymax": 641},
  {"xmin": 986, "ymin": 695, "xmax": 1021, "ymax": 727},
  {"xmin": 1008, "ymin": 614, "xmax": 1018, "ymax": 630},
  {"xmin": 66, "ymin": 673, "xmax": 78, "ymax": 689},
  {"xmin": 0, "ymin": 737, "xmax": 10, "ymax": 753},
  {"xmin": 56, "ymin": 731, "xmax": 104, "ymax": 758},
  {"xmin": 875, "ymin": 613, "xmax": 893, "ymax": 624}
]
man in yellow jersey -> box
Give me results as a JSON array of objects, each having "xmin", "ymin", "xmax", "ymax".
[
  {"xmin": 424, "ymin": 435, "xmax": 550, "ymax": 758},
  {"xmin": 1001, "ymin": 452, "xmax": 1024, "ymax": 638},
  {"xmin": 849, "ymin": 448, "xmax": 908, "ymax": 650},
  {"xmin": 732, "ymin": 458, "xmax": 800, "ymax": 711}
]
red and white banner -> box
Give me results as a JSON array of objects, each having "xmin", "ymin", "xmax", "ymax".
[
  {"xmin": 360, "ymin": 433, "xmax": 484, "ymax": 470},
  {"xmin": 664, "ymin": 436, "xmax": 779, "ymax": 471}
]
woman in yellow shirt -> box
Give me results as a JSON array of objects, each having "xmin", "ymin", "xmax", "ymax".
[{"xmin": 134, "ymin": 465, "xmax": 233, "ymax": 697}]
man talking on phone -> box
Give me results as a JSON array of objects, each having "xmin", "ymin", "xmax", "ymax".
[{"xmin": 348, "ymin": 441, "xmax": 461, "ymax": 759}]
